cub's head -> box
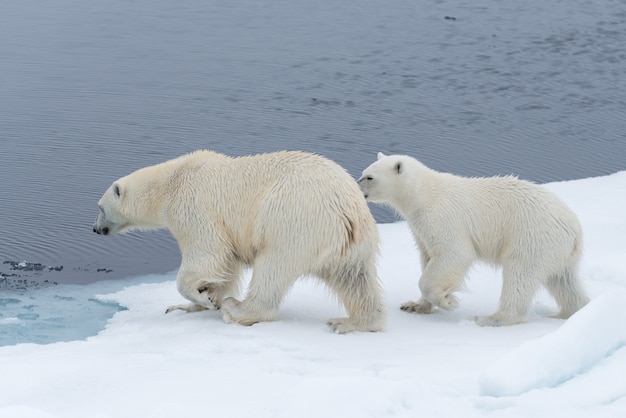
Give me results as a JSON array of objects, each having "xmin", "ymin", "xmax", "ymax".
[
  {"xmin": 358, "ymin": 152, "xmax": 422, "ymax": 205},
  {"xmin": 93, "ymin": 166, "xmax": 163, "ymax": 236}
]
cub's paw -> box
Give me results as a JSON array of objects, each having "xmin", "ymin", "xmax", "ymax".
[
  {"xmin": 165, "ymin": 303, "xmax": 209, "ymax": 314},
  {"xmin": 401, "ymin": 299, "xmax": 434, "ymax": 314},
  {"xmin": 326, "ymin": 318, "xmax": 359, "ymax": 334},
  {"xmin": 425, "ymin": 292, "xmax": 459, "ymax": 312},
  {"xmin": 549, "ymin": 310, "xmax": 579, "ymax": 320},
  {"xmin": 474, "ymin": 314, "xmax": 525, "ymax": 327}
]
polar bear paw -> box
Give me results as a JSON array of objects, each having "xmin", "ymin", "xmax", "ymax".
[
  {"xmin": 401, "ymin": 299, "xmax": 435, "ymax": 314},
  {"xmin": 326, "ymin": 318, "xmax": 360, "ymax": 334},
  {"xmin": 220, "ymin": 297, "xmax": 275, "ymax": 326},
  {"xmin": 221, "ymin": 297, "xmax": 248, "ymax": 325},
  {"xmin": 165, "ymin": 303, "xmax": 210, "ymax": 314},
  {"xmin": 421, "ymin": 291, "xmax": 459, "ymax": 312},
  {"xmin": 436, "ymin": 293, "xmax": 460, "ymax": 311},
  {"xmin": 474, "ymin": 314, "xmax": 525, "ymax": 327}
]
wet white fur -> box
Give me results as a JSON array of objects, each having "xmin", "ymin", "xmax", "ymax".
[
  {"xmin": 358, "ymin": 153, "xmax": 589, "ymax": 326},
  {"xmin": 95, "ymin": 150, "xmax": 386, "ymax": 333}
]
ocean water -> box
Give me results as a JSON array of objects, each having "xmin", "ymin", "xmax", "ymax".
[
  {"xmin": 0, "ymin": 283, "xmax": 123, "ymax": 346},
  {"xmin": 0, "ymin": 0, "xmax": 625, "ymax": 344},
  {"xmin": 0, "ymin": 273, "xmax": 172, "ymax": 346}
]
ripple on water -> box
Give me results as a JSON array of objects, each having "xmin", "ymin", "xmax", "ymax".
[{"xmin": 1, "ymin": 0, "xmax": 625, "ymax": 288}]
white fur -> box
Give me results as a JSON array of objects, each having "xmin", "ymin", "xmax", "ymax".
[
  {"xmin": 94, "ymin": 150, "xmax": 386, "ymax": 333},
  {"xmin": 358, "ymin": 152, "xmax": 589, "ymax": 326}
]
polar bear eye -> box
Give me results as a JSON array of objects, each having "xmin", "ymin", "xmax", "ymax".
[
  {"xmin": 113, "ymin": 184, "xmax": 121, "ymax": 198},
  {"xmin": 366, "ymin": 176, "xmax": 373, "ymax": 181}
]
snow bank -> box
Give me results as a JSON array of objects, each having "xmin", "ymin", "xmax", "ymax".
[{"xmin": 479, "ymin": 291, "xmax": 626, "ymax": 397}]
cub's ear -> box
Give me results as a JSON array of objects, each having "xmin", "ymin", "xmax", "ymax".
[
  {"xmin": 394, "ymin": 161, "xmax": 402, "ymax": 174},
  {"xmin": 377, "ymin": 152, "xmax": 386, "ymax": 160},
  {"xmin": 113, "ymin": 183, "xmax": 122, "ymax": 198}
]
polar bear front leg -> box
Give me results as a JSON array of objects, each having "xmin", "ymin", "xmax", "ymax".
[
  {"xmin": 166, "ymin": 270, "xmax": 223, "ymax": 314},
  {"xmin": 413, "ymin": 255, "xmax": 472, "ymax": 312},
  {"xmin": 401, "ymin": 244, "xmax": 436, "ymax": 314}
]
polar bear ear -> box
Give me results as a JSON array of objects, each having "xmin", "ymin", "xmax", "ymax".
[
  {"xmin": 394, "ymin": 162, "xmax": 402, "ymax": 174},
  {"xmin": 377, "ymin": 152, "xmax": 386, "ymax": 160}
]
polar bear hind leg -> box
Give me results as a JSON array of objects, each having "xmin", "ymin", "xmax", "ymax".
[
  {"xmin": 321, "ymin": 258, "xmax": 387, "ymax": 334},
  {"xmin": 545, "ymin": 266, "xmax": 589, "ymax": 319},
  {"xmin": 475, "ymin": 265, "xmax": 542, "ymax": 326}
]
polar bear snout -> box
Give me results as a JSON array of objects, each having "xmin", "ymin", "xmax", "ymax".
[
  {"xmin": 93, "ymin": 211, "xmax": 113, "ymax": 235},
  {"xmin": 357, "ymin": 175, "xmax": 374, "ymax": 200},
  {"xmin": 93, "ymin": 225, "xmax": 109, "ymax": 235},
  {"xmin": 92, "ymin": 216, "xmax": 110, "ymax": 235}
]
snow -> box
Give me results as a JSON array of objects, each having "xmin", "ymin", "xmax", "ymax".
[
  {"xmin": 479, "ymin": 291, "xmax": 626, "ymax": 397},
  {"xmin": 1, "ymin": 172, "xmax": 626, "ymax": 418}
]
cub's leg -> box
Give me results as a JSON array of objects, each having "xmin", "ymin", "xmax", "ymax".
[
  {"xmin": 401, "ymin": 247, "xmax": 435, "ymax": 313},
  {"xmin": 545, "ymin": 266, "xmax": 589, "ymax": 319},
  {"xmin": 475, "ymin": 264, "xmax": 541, "ymax": 326},
  {"xmin": 406, "ymin": 254, "xmax": 472, "ymax": 313},
  {"xmin": 321, "ymin": 258, "xmax": 387, "ymax": 334},
  {"xmin": 221, "ymin": 254, "xmax": 297, "ymax": 326}
]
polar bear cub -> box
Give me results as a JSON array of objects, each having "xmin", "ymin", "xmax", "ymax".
[
  {"xmin": 358, "ymin": 152, "xmax": 589, "ymax": 326},
  {"xmin": 94, "ymin": 150, "xmax": 386, "ymax": 333}
]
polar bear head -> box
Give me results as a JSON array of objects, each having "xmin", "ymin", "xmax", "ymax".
[
  {"xmin": 93, "ymin": 166, "xmax": 165, "ymax": 236},
  {"xmin": 358, "ymin": 152, "xmax": 428, "ymax": 207}
]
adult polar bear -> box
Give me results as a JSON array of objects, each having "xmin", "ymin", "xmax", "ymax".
[
  {"xmin": 358, "ymin": 153, "xmax": 589, "ymax": 326},
  {"xmin": 93, "ymin": 150, "xmax": 386, "ymax": 333}
]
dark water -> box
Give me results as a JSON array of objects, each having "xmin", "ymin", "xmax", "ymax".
[{"xmin": 1, "ymin": 0, "xmax": 625, "ymax": 285}]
